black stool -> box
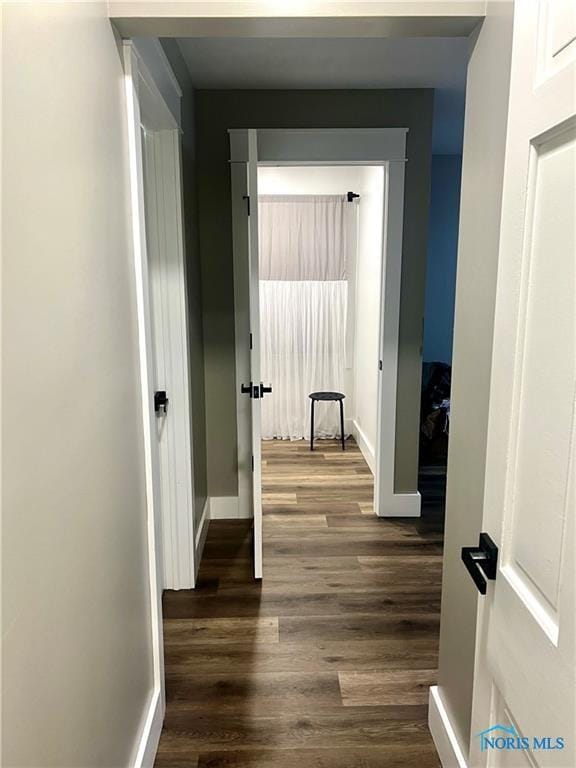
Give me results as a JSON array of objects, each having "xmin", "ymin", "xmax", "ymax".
[{"xmin": 309, "ymin": 391, "xmax": 345, "ymax": 451}]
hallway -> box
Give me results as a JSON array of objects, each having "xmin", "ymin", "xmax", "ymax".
[{"xmin": 155, "ymin": 439, "xmax": 444, "ymax": 767}]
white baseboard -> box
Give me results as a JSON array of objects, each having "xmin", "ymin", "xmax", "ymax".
[
  {"xmin": 194, "ymin": 498, "xmax": 210, "ymax": 580},
  {"xmin": 210, "ymin": 495, "xmax": 250, "ymax": 519},
  {"xmin": 376, "ymin": 490, "xmax": 421, "ymax": 518},
  {"xmin": 428, "ymin": 686, "xmax": 469, "ymax": 768},
  {"xmin": 350, "ymin": 419, "xmax": 375, "ymax": 475},
  {"xmin": 132, "ymin": 687, "xmax": 164, "ymax": 768}
]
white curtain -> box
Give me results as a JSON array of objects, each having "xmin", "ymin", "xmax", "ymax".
[
  {"xmin": 259, "ymin": 195, "xmax": 348, "ymax": 280},
  {"xmin": 259, "ymin": 195, "xmax": 353, "ymax": 441}
]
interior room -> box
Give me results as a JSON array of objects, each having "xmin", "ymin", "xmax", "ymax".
[{"xmin": 257, "ymin": 164, "xmax": 384, "ymax": 469}]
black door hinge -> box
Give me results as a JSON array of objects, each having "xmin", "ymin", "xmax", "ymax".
[
  {"xmin": 378, "ymin": 360, "xmax": 383, "ymax": 371},
  {"xmin": 243, "ymin": 194, "xmax": 250, "ymax": 216},
  {"xmin": 250, "ymin": 332, "xmax": 253, "ymax": 350},
  {"xmin": 251, "ymin": 455, "xmax": 254, "ymax": 472}
]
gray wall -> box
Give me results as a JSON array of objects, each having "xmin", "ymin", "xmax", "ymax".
[
  {"xmin": 423, "ymin": 155, "xmax": 462, "ymax": 364},
  {"xmin": 2, "ymin": 4, "xmax": 153, "ymax": 765},
  {"xmin": 161, "ymin": 41, "xmax": 208, "ymax": 528},
  {"xmin": 195, "ymin": 89, "xmax": 433, "ymax": 497},
  {"xmin": 437, "ymin": 2, "xmax": 514, "ymax": 752}
]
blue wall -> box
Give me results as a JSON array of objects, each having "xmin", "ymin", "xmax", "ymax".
[{"xmin": 423, "ymin": 155, "xmax": 462, "ymax": 364}]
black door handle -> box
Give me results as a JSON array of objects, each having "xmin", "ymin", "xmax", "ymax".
[
  {"xmin": 154, "ymin": 390, "xmax": 169, "ymax": 414},
  {"xmin": 240, "ymin": 382, "xmax": 272, "ymax": 398},
  {"xmin": 461, "ymin": 533, "xmax": 498, "ymax": 595}
]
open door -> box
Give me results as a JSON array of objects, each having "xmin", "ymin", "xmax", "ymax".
[
  {"xmin": 468, "ymin": 2, "xmax": 575, "ymax": 763},
  {"xmin": 141, "ymin": 126, "xmax": 197, "ymax": 590},
  {"xmin": 230, "ymin": 129, "xmax": 264, "ymax": 579}
]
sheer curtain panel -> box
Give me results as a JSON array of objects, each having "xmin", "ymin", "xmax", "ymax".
[{"xmin": 259, "ymin": 195, "xmax": 354, "ymax": 440}]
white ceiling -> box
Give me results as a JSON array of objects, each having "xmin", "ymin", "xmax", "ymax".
[{"xmin": 175, "ymin": 36, "xmax": 469, "ymax": 154}]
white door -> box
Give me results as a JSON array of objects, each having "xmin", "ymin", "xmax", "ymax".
[
  {"xmin": 469, "ymin": 2, "xmax": 575, "ymax": 765},
  {"xmin": 142, "ymin": 128, "xmax": 197, "ymax": 590},
  {"xmin": 231, "ymin": 129, "xmax": 263, "ymax": 579}
]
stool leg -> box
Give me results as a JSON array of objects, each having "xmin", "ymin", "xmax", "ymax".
[
  {"xmin": 340, "ymin": 399, "xmax": 345, "ymax": 451},
  {"xmin": 310, "ymin": 399, "xmax": 315, "ymax": 451}
]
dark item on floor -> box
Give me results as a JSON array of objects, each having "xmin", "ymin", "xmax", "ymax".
[
  {"xmin": 309, "ymin": 391, "xmax": 345, "ymax": 452},
  {"xmin": 420, "ymin": 362, "xmax": 451, "ymax": 462}
]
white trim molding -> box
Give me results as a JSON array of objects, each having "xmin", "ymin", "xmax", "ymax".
[
  {"xmin": 210, "ymin": 495, "xmax": 250, "ymax": 519},
  {"xmin": 256, "ymin": 128, "xmax": 408, "ymax": 164},
  {"xmin": 428, "ymin": 686, "xmax": 469, "ymax": 768},
  {"xmin": 124, "ymin": 41, "xmax": 167, "ymax": 768},
  {"xmin": 131, "ymin": 687, "xmax": 164, "ymax": 768},
  {"xmin": 194, "ymin": 498, "xmax": 210, "ymax": 578},
  {"xmin": 350, "ymin": 419, "xmax": 376, "ymax": 475},
  {"xmin": 380, "ymin": 491, "xmax": 421, "ymax": 517},
  {"xmin": 373, "ymin": 159, "xmax": 422, "ymax": 518},
  {"xmin": 132, "ymin": 38, "xmax": 182, "ymax": 129}
]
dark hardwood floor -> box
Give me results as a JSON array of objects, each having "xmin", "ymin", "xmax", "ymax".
[{"xmin": 155, "ymin": 438, "xmax": 444, "ymax": 767}]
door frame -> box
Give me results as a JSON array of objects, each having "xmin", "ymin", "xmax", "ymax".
[
  {"xmin": 123, "ymin": 40, "xmax": 196, "ymax": 766},
  {"xmin": 109, "ymin": 10, "xmax": 494, "ymax": 768},
  {"xmin": 230, "ymin": 127, "xmax": 420, "ymax": 519}
]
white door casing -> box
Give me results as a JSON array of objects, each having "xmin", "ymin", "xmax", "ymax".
[
  {"xmin": 248, "ymin": 130, "xmax": 264, "ymax": 580},
  {"xmin": 230, "ymin": 129, "xmax": 263, "ymax": 579},
  {"xmin": 230, "ymin": 128, "xmax": 415, "ymax": 528},
  {"xmin": 231, "ymin": 161, "xmax": 254, "ymax": 524},
  {"xmin": 123, "ymin": 42, "xmax": 166, "ymax": 766},
  {"xmin": 469, "ymin": 2, "xmax": 576, "ymax": 765},
  {"xmin": 123, "ymin": 37, "xmax": 197, "ymax": 764}
]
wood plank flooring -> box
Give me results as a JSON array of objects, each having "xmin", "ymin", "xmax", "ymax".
[{"xmin": 155, "ymin": 439, "xmax": 444, "ymax": 767}]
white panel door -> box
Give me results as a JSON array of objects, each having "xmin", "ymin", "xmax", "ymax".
[
  {"xmin": 142, "ymin": 128, "xmax": 196, "ymax": 590},
  {"xmin": 469, "ymin": 2, "xmax": 575, "ymax": 765},
  {"xmin": 231, "ymin": 129, "xmax": 263, "ymax": 579}
]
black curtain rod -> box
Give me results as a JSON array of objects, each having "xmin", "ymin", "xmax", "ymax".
[{"xmin": 347, "ymin": 191, "xmax": 360, "ymax": 202}]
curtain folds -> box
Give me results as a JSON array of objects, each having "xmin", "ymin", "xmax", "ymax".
[
  {"xmin": 259, "ymin": 195, "xmax": 349, "ymax": 280},
  {"xmin": 259, "ymin": 194, "xmax": 353, "ymax": 441},
  {"xmin": 260, "ymin": 280, "xmax": 347, "ymax": 440}
]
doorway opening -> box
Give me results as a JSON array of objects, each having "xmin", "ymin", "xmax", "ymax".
[
  {"xmin": 418, "ymin": 155, "xmax": 463, "ymax": 520},
  {"xmin": 258, "ymin": 168, "xmax": 383, "ymax": 446},
  {"xmin": 257, "ymin": 164, "xmax": 384, "ymax": 525},
  {"xmin": 140, "ymin": 32, "xmax": 469, "ymax": 762}
]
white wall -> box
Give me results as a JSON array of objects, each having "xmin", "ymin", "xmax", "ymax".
[
  {"xmin": 2, "ymin": 4, "xmax": 154, "ymax": 766},
  {"xmin": 353, "ymin": 166, "xmax": 385, "ymax": 472},
  {"xmin": 257, "ymin": 165, "xmax": 384, "ymax": 472},
  {"xmin": 258, "ymin": 165, "xmax": 364, "ymax": 196}
]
